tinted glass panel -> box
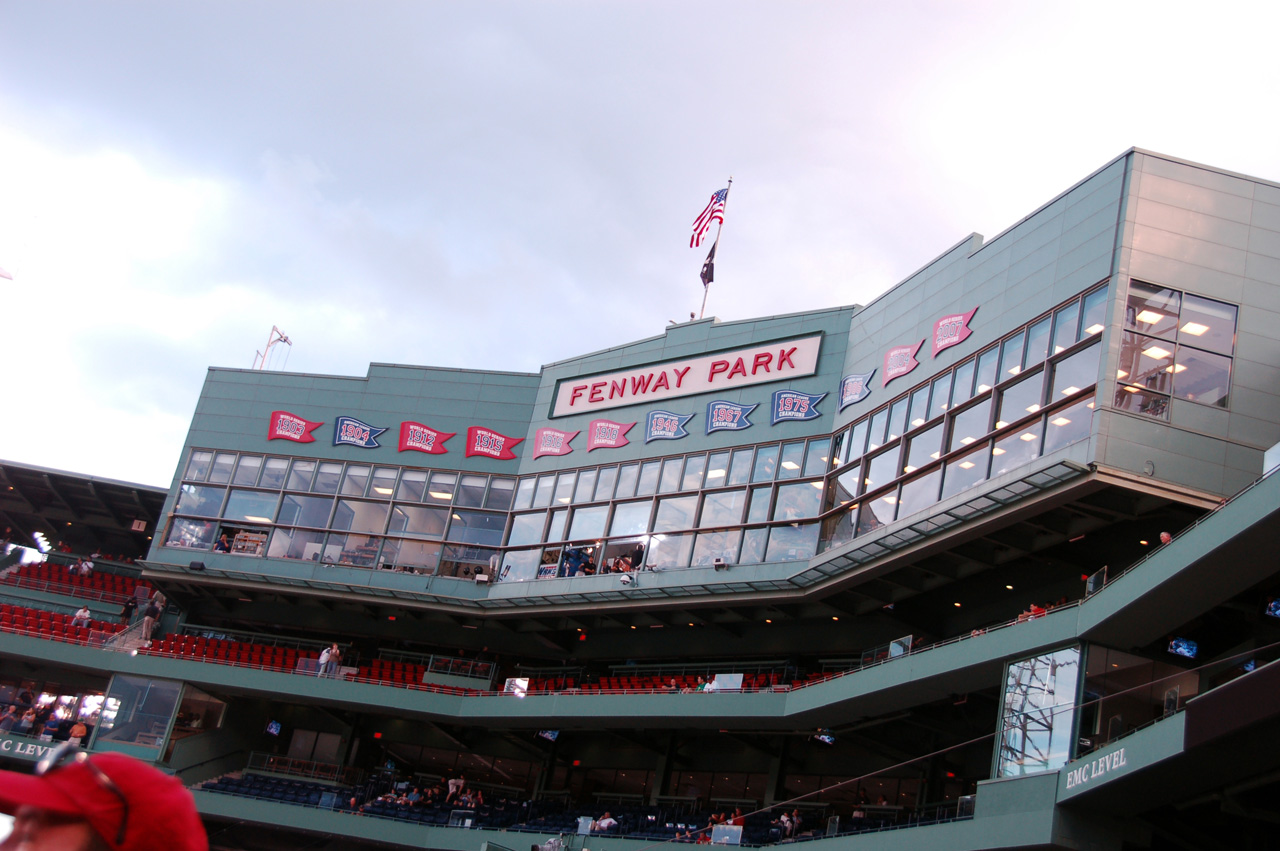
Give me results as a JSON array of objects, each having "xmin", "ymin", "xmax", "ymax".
[
  {"xmin": 700, "ymin": 490, "xmax": 746, "ymax": 527},
  {"xmin": 223, "ymin": 490, "xmax": 279, "ymax": 523},
  {"xmin": 746, "ymin": 486, "xmax": 772, "ymax": 523},
  {"xmin": 1125, "ymin": 281, "xmax": 1180, "ymax": 338},
  {"xmin": 765, "ymin": 523, "xmax": 819, "ymax": 563},
  {"xmin": 615, "ymin": 465, "xmax": 639, "ymax": 498},
  {"xmin": 908, "ymin": 385, "xmax": 931, "ymax": 429},
  {"xmin": 682, "ymin": 455, "xmax": 707, "ymax": 490},
  {"xmin": 546, "ymin": 509, "xmax": 568, "ymax": 542},
  {"xmin": 232, "ymin": 456, "xmax": 263, "ymax": 486},
  {"xmin": 568, "ymin": 505, "xmax": 609, "ymax": 540},
  {"xmin": 653, "ymin": 496, "xmax": 698, "ymax": 532},
  {"xmin": 1024, "ymin": 317, "xmax": 1051, "ymax": 368},
  {"xmin": 886, "ymin": 397, "xmax": 910, "ymax": 442},
  {"xmin": 1174, "ymin": 347, "xmax": 1231, "ymax": 407},
  {"xmin": 832, "ymin": 464, "xmax": 860, "ymax": 506},
  {"xmin": 950, "ymin": 359, "xmax": 976, "ymax": 408},
  {"xmin": 752, "ymin": 446, "xmax": 779, "ymax": 482},
  {"xmin": 341, "ymin": 466, "xmax": 370, "ymax": 496},
  {"xmin": 573, "ymin": 469, "xmax": 598, "ymax": 504},
  {"xmin": 553, "ymin": 473, "xmax": 577, "ymax": 505},
  {"xmin": 904, "ymin": 424, "xmax": 943, "ymax": 473},
  {"xmin": 1081, "ymin": 287, "xmax": 1108, "ymax": 337},
  {"xmin": 312, "ymin": 463, "xmax": 342, "ymax": 495},
  {"xmin": 896, "ymin": 468, "xmax": 941, "ymax": 519},
  {"xmin": 387, "ymin": 505, "xmax": 448, "ymax": 538},
  {"xmin": 381, "ymin": 539, "xmax": 442, "ymax": 572},
  {"xmin": 740, "ymin": 528, "xmax": 768, "ymax": 564},
  {"xmin": 930, "ymin": 372, "xmax": 953, "ymax": 419},
  {"xmin": 1179, "ymin": 293, "xmax": 1237, "ymax": 356},
  {"xmin": 532, "ymin": 474, "xmax": 556, "ymax": 507},
  {"xmin": 610, "ymin": 501, "xmax": 652, "ymax": 536},
  {"xmin": 846, "ymin": 420, "xmax": 868, "ymax": 460},
  {"xmin": 659, "ymin": 458, "xmax": 683, "ymax": 493},
  {"xmin": 705, "ymin": 453, "xmax": 731, "ymax": 486},
  {"xmin": 369, "ymin": 468, "xmax": 399, "ymax": 498},
  {"xmin": 991, "ymin": 422, "xmax": 1043, "ymax": 478},
  {"xmin": 1114, "ymin": 386, "xmax": 1168, "ymax": 419},
  {"xmin": 176, "ymin": 485, "xmax": 224, "ymax": 517},
  {"xmin": 447, "ymin": 511, "xmax": 505, "ymax": 547},
  {"xmin": 648, "ymin": 533, "xmax": 693, "ymax": 569},
  {"xmin": 774, "ymin": 482, "xmax": 822, "ymax": 520},
  {"xmin": 167, "ymin": 518, "xmax": 217, "ymax": 549},
  {"xmin": 864, "ymin": 445, "xmax": 901, "ymax": 492},
  {"xmin": 635, "ymin": 462, "xmax": 661, "ymax": 496},
  {"xmin": 267, "ymin": 527, "xmax": 325, "ymax": 561},
  {"xmin": 1000, "ymin": 332, "xmax": 1025, "ymax": 378},
  {"xmin": 941, "ymin": 445, "xmax": 990, "ymax": 500},
  {"xmin": 949, "ymin": 398, "xmax": 992, "ymax": 450},
  {"xmin": 185, "ymin": 450, "xmax": 213, "ymax": 481},
  {"xmin": 1052, "ymin": 300, "xmax": 1080, "ymax": 355},
  {"xmin": 507, "ymin": 513, "xmax": 546, "ymax": 547},
  {"xmin": 803, "ymin": 438, "xmax": 829, "ymax": 477},
  {"xmin": 277, "ymin": 494, "xmax": 334, "ymax": 528},
  {"xmin": 397, "ymin": 470, "xmax": 427, "ymax": 502},
  {"xmin": 426, "ymin": 472, "xmax": 457, "ymax": 505},
  {"xmin": 1117, "ymin": 332, "xmax": 1173, "ymax": 393},
  {"xmin": 331, "ymin": 500, "xmax": 389, "ymax": 534},
  {"xmin": 778, "ymin": 442, "xmax": 805, "ymax": 479},
  {"xmin": 1051, "ymin": 342, "xmax": 1100, "ymax": 401},
  {"xmin": 512, "ymin": 477, "xmax": 536, "ymax": 510},
  {"xmin": 691, "ymin": 531, "xmax": 742, "ymax": 567},
  {"xmin": 457, "ymin": 475, "xmax": 488, "ymax": 508},
  {"xmin": 866, "ymin": 408, "xmax": 888, "ymax": 452},
  {"xmin": 997, "ymin": 371, "xmax": 1043, "ymax": 428},
  {"xmin": 208, "ymin": 453, "xmax": 236, "ymax": 484},
  {"xmin": 285, "ymin": 460, "xmax": 315, "ymax": 491},
  {"xmin": 486, "ymin": 477, "xmax": 516, "ymax": 510},
  {"xmin": 594, "ymin": 467, "xmax": 618, "ymax": 501},
  {"xmin": 1044, "ymin": 396, "xmax": 1095, "ymax": 454}
]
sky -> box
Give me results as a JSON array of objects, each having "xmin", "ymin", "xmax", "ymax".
[{"xmin": 1, "ymin": 1, "xmax": 1278, "ymax": 488}]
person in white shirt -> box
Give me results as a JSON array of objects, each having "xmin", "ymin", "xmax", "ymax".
[
  {"xmin": 71, "ymin": 606, "xmax": 92, "ymax": 629},
  {"xmin": 593, "ymin": 813, "xmax": 618, "ymax": 831}
]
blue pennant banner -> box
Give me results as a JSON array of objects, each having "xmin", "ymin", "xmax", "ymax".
[
  {"xmin": 706, "ymin": 400, "xmax": 757, "ymax": 434},
  {"xmin": 333, "ymin": 416, "xmax": 387, "ymax": 449},
  {"xmin": 772, "ymin": 390, "xmax": 827, "ymax": 424},
  {"xmin": 838, "ymin": 370, "xmax": 876, "ymax": 410},
  {"xmin": 645, "ymin": 410, "xmax": 694, "ymax": 443}
]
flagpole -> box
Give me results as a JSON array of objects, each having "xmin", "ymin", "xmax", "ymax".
[{"xmin": 700, "ymin": 176, "xmax": 732, "ymax": 319}]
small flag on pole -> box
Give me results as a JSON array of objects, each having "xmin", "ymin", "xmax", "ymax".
[
  {"xmin": 691, "ymin": 188, "xmax": 728, "ymax": 248},
  {"xmin": 700, "ymin": 241, "xmax": 716, "ymax": 287}
]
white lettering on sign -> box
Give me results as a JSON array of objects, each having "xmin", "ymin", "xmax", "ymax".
[
  {"xmin": 1064, "ymin": 747, "xmax": 1128, "ymax": 790},
  {"xmin": 552, "ymin": 336, "xmax": 822, "ymax": 417}
]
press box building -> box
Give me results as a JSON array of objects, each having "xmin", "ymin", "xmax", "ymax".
[{"xmin": 3, "ymin": 148, "xmax": 1280, "ymax": 850}]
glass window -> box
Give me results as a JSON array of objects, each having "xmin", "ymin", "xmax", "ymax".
[
  {"xmin": 508, "ymin": 512, "xmax": 546, "ymax": 547},
  {"xmin": 831, "ymin": 464, "xmax": 860, "ymax": 507},
  {"xmin": 615, "ymin": 464, "xmax": 639, "ymax": 498},
  {"xmin": 765, "ymin": 523, "xmax": 819, "ymax": 563},
  {"xmin": 991, "ymin": 422, "xmax": 1043, "ymax": 478},
  {"xmin": 941, "ymin": 444, "xmax": 990, "ymax": 500},
  {"xmin": 997, "ymin": 371, "xmax": 1044, "ymax": 428},
  {"xmin": 166, "ymin": 518, "xmax": 217, "ymax": 549},
  {"xmin": 572, "ymin": 469, "xmax": 598, "ymax": 503},
  {"xmin": 996, "ymin": 647, "xmax": 1081, "ymax": 778},
  {"xmin": 1024, "ymin": 316, "xmax": 1051, "ymax": 368},
  {"xmin": 700, "ymin": 489, "xmax": 746, "ymax": 527},
  {"xmin": 1081, "ymin": 286, "xmax": 1108, "ymax": 338},
  {"xmin": 610, "ymin": 501, "xmax": 652, "ymax": 536},
  {"xmin": 820, "ymin": 505, "xmax": 856, "ymax": 551},
  {"xmin": 1118, "ymin": 332, "xmax": 1173, "ymax": 394},
  {"xmin": 340, "ymin": 466, "xmax": 370, "ymax": 496},
  {"xmin": 857, "ymin": 500, "xmax": 892, "ymax": 536},
  {"xmin": 367, "ymin": 467, "xmax": 398, "ymax": 498},
  {"xmin": 904, "ymin": 423, "xmax": 943, "ymax": 473},
  {"xmin": 1114, "ymin": 385, "xmax": 1168, "ymax": 419},
  {"xmin": 705, "ymin": 452, "xmax": 731, "ymax": 486},
  {"xmin": 380, "ymin": 539, "xmax": 442, "ymax": 573},
  {"xmin": 654, "ymin": 496, "xmax": 698, "ymax": 532},
  {"xmin": 691, "ymin": 530, "xmax": 742, "ymax": 567},
  {"xmin": 387, "ymin": 504, "xmax": 448, "ymax": 538},
  {"xmin": 778, "ymin": 442, "xmax": 806, "ymax": 479},
  {"xmin": 232, "ymin": 455, "xmax": 263, "ymax": 486},
  {"xmin": 740, "ymin": 528, "xmax": 768, "ymax": 564},
  {"xmin": 397, "ymin": 470, "xmax": 427, "ymax": 502},
  {"xmin": 1179, "ymin": 293, "xmax": 1237, "ymax": 356},
  {"xmin": 175, "ymin": 485, "xmax": 224, "ymax": 517},
  {"xmin": 456, "ymin": 475, "xmax": 488, "ymax": 508},
  {"xmin": 447, "ymin": 511, "xmax": 505, "ymax": 547},
  {"xmin": 648, "ymin": 533, "xmax": 694, "ymax": 569},
  {"xmin": 866, "ymin": 408, "xmax": 888, "ymax": 452},
  {"xmin": 513, "ymin": 477, "xmax": 536, "ymax": 510},
  {"xmin": 1044, "ymin": 396, "xmax": 1095, "ymax": 454},
  {"xmin": 1051, "ymin": 300, "xmax": 1080, "ymax": 355},
  {"xmin": 774, "ymin": 482, "xmax": 822, "ymax": 521},
  {"xmin": 846, "ymin": 419, "xmax": 868, "ymax": 461},
  {"xmin": 285, "ymin": 460, "xmax": 316, "ymax": 491},
  {"xmin": 931, "ymin": 371, "xmax": 954, "ymax": 419},
  {"xmin": 331, "ymin": 500, "xmax": 389, "ymax": 534},
  {"xmin": 896, "ymin": 468, "xmax": 941, "ymax": 519},
  {"xmin": 1174, "ymin": 347, "xmax": 1231, "ymax": 407},
  {"xmin": 208, "ymin": 452, "xmax": 236, "ymax": 484},
  {"xmin": 553, "ymin": 473, "xmax": 577, "ymax": 505},
  {"xmin": 949, "ymin": 398, "xmax": 992, "ymax": 450},
  {"xmin": 96, "ymin": 676, "xmax": 181, "ymax": 752},
  {"xmin": 594, "ymin": 466, "xmax": 618, "ymax": 501},
  {"xmin": 546, "ymin": 508, "xmax": 568, "ymax": 542},
  {"xmin": 1000, "ymin": 332, "xmax": 1025, "ymax": 379},
  {"xmin": 184, "ymin": 450, "xmax": 213, "ymax": 481},
  {"xmin": 1046, "ymin": 344, "xmax": 1096, "ymax": 403},
  {"xmin": 864, "ymin": 445, "xmax": 901, "ymax": 492},
  {"xmin": 321, "ymin": 533, "xmax": 381, "ymax": 567},
  {"xmin": 803, "ymin": 438, "xmax": 829, "ymax": 477},
  {"xmin": 498, "ymin": 550, "xmax": 541, "ymax": 583},
  {"xmin": 568, "ymin": 505, "xmax": 609, "ymax": 540},
  {"xmin": 885, "ymin": 397, "xmax": 909, "ymax": 443},
  {"xmin": 659, "ymin": 458, "xmax": 684, "ymax": 494},
  {"xmin": 426, "ymin": 472, "xmax": 458, "ymax": 505},
  {"xmin": 1125, "ymin": 281, "xmax": 1180, "ymax": 338},
  {"xmin": 635, "ymin": 461, "xmax": 661, "ymax": 496},
  {"xmin": 752, "ymin": 446, "xmax": 779, "ymax": 482},
  {"xmin": 908, "ymin": 385, "xmax": 931, "ymax": 430},
  {"xmin": 312, "ymin": 463, "xmax": 342, "ymax": 495},
  {"xmin": 267, "ymin": 527, "xmax": 325, "ymax": 561},
  {"xmin": 486, "ymin": 477, "xmax": 516, "ymax": 510},
  {"xmin": 746, "ymin": 486, "xmax": 772, "ymax": 523},
  {"xmin": 683, "ymin": 455, "xmax": 708, "ymax": 490},
  {"xmin": 259, "ymin": 457, "xmax": 288, "ymax": 489},
  {"xmin": 277, "ymin": 494, "xmax": 334, "ymax": 528},
  {"xmin": 950, "ymin": 359, "xmax": 976, "ymax": 408}
]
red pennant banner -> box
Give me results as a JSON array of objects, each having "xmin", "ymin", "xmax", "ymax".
[
  {"xmin": 533, "ymin": 427, "xmax": 579, "ymax": 459},
  {"xmin": 398, "ymin": 421, "xmax": 455, "ymax": 455},
  {"xmin": 268, "ymin": 410, "xmax": 323, "ymax": 443},
  {"xmin": 882, "ymin": 340, "xmax": 924, "ymax": 387},
  {"xmin": 465, "ymin": 426, "xmax": 523, "ymax": 460},
  {"xmin": 587, "ymin": 419, "xmax": 635, "ymax": 451},
  {"xmin": 932, "ymin": 307, "xmax": 978, "ymax": 357}
]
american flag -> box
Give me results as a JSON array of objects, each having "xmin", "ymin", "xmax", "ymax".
[{"xmin": 690, "ymin": 188, "xmax": 728, "ymax": 248}]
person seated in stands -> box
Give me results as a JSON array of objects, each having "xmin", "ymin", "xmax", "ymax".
[
  {"xmin": 581, "ymin": 557, "xmax": 596, "ymax": 575},
  {"xmin": 769, "ymin": 811, "xmax": 792, "ymax": 839},
  {"xmin": 80, "ymin": 558, "xmax": 93, "ymax": 576},
  {"xmin": 593, "ymin": 812, "xmax": 618, "ymax": 831},
  {"xmin": 0, "ymin": 706, "xmax": 18, "ymax": 732},
  {"xmin": 663, "ymin": 678, "xmax": 679, "ymax": 692},
  {"xmin": 789, "ymin": 809, "xmax": 802, "ymax": 834},
  {"xmin": 71, "ymin": 605, "xmax": 92, "ymax": 629},
  {"xmin": 1028, "ymin": 603, "xmax": 1046, "ymax": 618},
  {"xmin": 406, "ymin": 787, "xmax": 421, "ymax": 805},
  {"xmin": 875, "ymin": 794, "xmax": 888, "ymax": 806},
  {"xmin": 730, "ymin": 808, "xmax": 745, "ymax": 826},
  {"xmin": 702, "ymin": 675, "xmax": 719, "ymax": 693},
  {"xmin": 213, "ymin": 534, "xmax": 232, "ymax": 553}
]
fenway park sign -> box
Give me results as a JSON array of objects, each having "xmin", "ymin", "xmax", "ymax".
[{"xmin": 552, "ymin": 336, "xmax": 822, "ymax": 418}]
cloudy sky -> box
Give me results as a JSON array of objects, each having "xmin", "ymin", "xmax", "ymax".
[{"xmin": 0, "ymin": 1, "xmax": 1277, "ymax": 487}]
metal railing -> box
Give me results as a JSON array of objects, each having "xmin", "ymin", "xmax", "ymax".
[{"xmin": 247, "ymin": 751, "xmax": 363, "ymax": 785}]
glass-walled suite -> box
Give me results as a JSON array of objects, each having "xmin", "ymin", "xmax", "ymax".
[
  {"xmin": 96, "ymin": 675, "xmax": 183, "ymax": 754},
  {"xmin": 994, "ymin": 646, "xmax": 1081, "ymax": 778},
  {"xmin": 162, "ymin": 285, "xmax": 1122, "ymax": 582},
  {"xmin": 0, "ymin": 676, "xmax": 108, "ymax": 743}
]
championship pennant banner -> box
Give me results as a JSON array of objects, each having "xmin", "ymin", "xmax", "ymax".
[
  {"xmin": 268, "ymin": 410, "xmax": 323, "ymax": 443},
  {"xmin": 465, "ymin": 427, "xmax": 522, "ymax": 460},
  {"xmin": 334, "ymin": 416, "xmax": 386, "ymax": 449},
  {"xmin": 645, "ymin": 410, "xmax": 693, "ymax": 443},
  {"xmin": 533, "ymin": 427, "xmax": 579, "ymax": 459},
  {"xmin": 706, "ymin": 401, "xmax": 756, "ymax": 434},
  {"xmin": 398, "ymin": 422, "xmax": 454, "ymax": 455},
  {"xmin": 587, "ymin": 419, "xmax": 634, "ymax": 451},
  {"xmin": 933, "ymin": 307, "xmax": 978, "ymax": 357},
  {"xmin": 839, "ymin": 370, "xmax": 875, "ymax": 410},
  {"xmin": 883, "ymin": 340, "xmax": 923, "ymax": 387},
  {"xmin": 771, "ymin": 390, "xmax": 826, "ymax": 424}
]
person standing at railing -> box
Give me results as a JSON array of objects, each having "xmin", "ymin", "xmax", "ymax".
[
  {"xmin": 120, "ymin": 596, "xmax": 137, "ymax": 625},
  {"xmin": 141, "ymin": 596, "xmax": 162, "ymax": 644}
]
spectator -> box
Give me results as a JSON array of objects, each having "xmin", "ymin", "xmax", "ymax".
[
  {"xmin": 120, "ymin": 596, "xmax": 138, "ymax": 625},
  {"xmin": 213, "ymin": 534, "xmax": 232, "ymax": 553},
  {"xmin": 317, "ymin": 644, "xmax": 332, "ymax": 678},
  {"xmin": 0, "ymin": 705, "xmax": 18, "ymax": 732},
  {"xmin": 1160, "ymin": 531, "xmax": 1173, "ymax": 546},
  {"xmin": 71, "ymin": 606, "xmax": 92, "ymax": 630},
  {"xmin": 141, "ymin": 596, "xmax": 162, "ymax": 643},
  {"xmin": 703, "ymin": 676, "xmax": 719, "ymax": 693},
  {"xmin": 80, "ymin": 558, "xmax": 93, "ymax": 576},
  {"xmin": 324, "ymin": 644, "xmax": 342, "ymax": 678},
  {"xmin": 730, "ymin": 807, "xmax": 745, "ymax": 826},
  {"xmin": 446, "ymin": 773, "xmax": 465, "ymax": 803},
  {"xmin": 67, "ymin": 719, "xmax": 88, "ymax": 746},
  {"xmin": 17, "ymin": 708, "xmax": 36, "ymax": 735},
  {"xmin": 593, "ymin": 812, "xmax": 618, "ymax": 832},
  {"xmin": 0, "ymin": 742, "xmax": 208, "ymax": 850}
]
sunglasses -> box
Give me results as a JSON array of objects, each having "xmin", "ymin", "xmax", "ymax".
[{"xmin": 35, "ymin": 741, "xmax": 129, "ymax": 846}]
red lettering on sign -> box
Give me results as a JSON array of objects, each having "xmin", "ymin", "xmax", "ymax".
[
  {"xmin": 610, "ymin": 379, "xmax": 625, "ymax": 399},
  {"xmin": 570, "ymin": 385, "xmax": 587, "ymax": 405},
  {"xmin": 631, "ymin": 373, "xmax": 653, "ymax": 394},
  {"xmin": 752, "ymin": 352, "xmax": 773, "ymax": 374},
  {"xmin": 673, "ymin": 366, "xmax": 691, "ymax": 387},
  {"xmin": 708, "ymin": 360, "xmax": 730, "ymax": 381},
  {"xmin": 589, "ymin": 382, "xmax": 606, "ymax": 403},
  {"xmin": 727, "ymin": 358, "xmax": 747, "ymax": 379},
  {"xmin": 777, "ymin": 347, "xmax": 797, "ymax": 370},
  {"xmin": 652, "ymin": 371, "xmax": 670, "ymax": 391}
]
